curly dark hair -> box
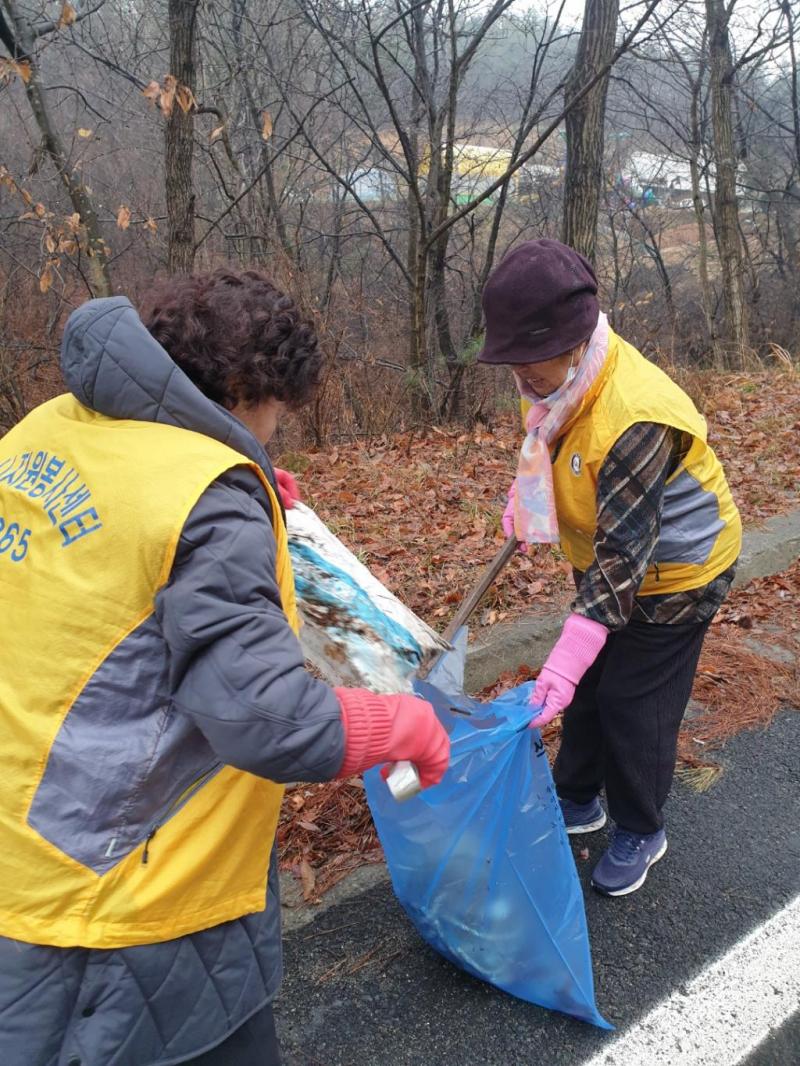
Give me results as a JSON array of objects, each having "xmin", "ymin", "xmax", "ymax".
[{"xmin": 140, "ymin": 268, "xmax": 323, "ymax": 410}]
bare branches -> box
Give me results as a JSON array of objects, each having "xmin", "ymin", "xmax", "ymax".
[
  {"xmin": 3, "ymin": 0, "xmax": 800, "ymax": 427},
  {"xmin": 33, "ymin": 0, "xmax": 108, "ymax": 40},
  {"xmin": 428, "ymin": 0, "xmax": 677, "ymax": 246}
]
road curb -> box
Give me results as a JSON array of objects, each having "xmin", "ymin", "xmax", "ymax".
[
  {"xmin": 733, "ymin": 509, "xmax": 800, "ymax": 587},
  {"xmin": 280, "ymin": 864, "xmax": 389, "ymax": 933}
]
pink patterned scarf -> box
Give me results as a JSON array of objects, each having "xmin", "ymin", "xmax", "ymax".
[{"xmin": 513, "ymin": 312, "xmax": 609, "ymax": 544}]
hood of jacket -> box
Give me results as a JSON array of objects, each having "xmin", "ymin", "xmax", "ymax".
[{"xmin": 60, "ymin": 296, "xmax": 276, "ymax": 482}]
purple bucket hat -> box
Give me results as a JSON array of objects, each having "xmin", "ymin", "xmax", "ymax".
[{"xmin": 478, "ymin": 239, "xmax": 599, "ymax": 365}]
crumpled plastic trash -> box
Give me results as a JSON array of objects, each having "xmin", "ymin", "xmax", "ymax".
[{"xmin": 287, "ymin": 501, "xmax": 448, "ymax": 692}]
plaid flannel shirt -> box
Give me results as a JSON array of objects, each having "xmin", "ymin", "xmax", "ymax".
[{"xmin": 570, "ymin": 422, "xmax": 736, "ymax": 630}]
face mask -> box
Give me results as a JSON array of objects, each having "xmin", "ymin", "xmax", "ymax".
[{"xmin": 517, "ymin": 353, "xmax": 578, "ymax": 407}]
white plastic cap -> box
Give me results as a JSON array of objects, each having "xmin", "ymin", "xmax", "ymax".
[{"xmin": 386, "ymin": 760, "xmax": 421, "ymax": 802}]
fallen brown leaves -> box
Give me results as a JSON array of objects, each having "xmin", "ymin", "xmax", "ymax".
[
  {"xmin": 677, "ymin": 559, "xmax": 800, "ymax": 787},
  {"xmin": 289, "ymin": 371, "xmax": 800, "ymax": 634},
  {"xmin": 295, "ymin": 423, "xmax": 574, "ymax": 634},
  {"xmin": 677, "ymin": 370, "xmax": 800, "ymax": 522},
  {"xmin": 277, "ymin": 371, "xmax": 800, "ymax": 898},
  {"xmin": 277, "ymin": 777, "xmax": 383, "ymax": 904}
]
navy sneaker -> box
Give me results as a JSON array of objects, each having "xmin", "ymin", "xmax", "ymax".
[
  {"xmin": 591, "ymin": 827, "xmax": 668, "ymax": 896},
  {"xmin": 559, "ymin": 796, "xmax": 607, "ymax": 835}
]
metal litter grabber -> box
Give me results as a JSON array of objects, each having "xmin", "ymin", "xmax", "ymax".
[{"xmin": 417, "ymin": 534, "xmax": 519, "ymax": 680}]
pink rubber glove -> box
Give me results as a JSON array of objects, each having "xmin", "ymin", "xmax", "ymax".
[
  {"xmin": 274, "ymin": 467, "xmax": 301, "ymax": 510},
  {"xmin": 335, "ymin": 689, "xmax": 450, "ymax": 789},
  {"xmin": 529, "ymin": 614, "xmax": 609, "ymax": 728},
  {"xmin": 502, "ymin": 481, "xmax": 528, "ymax": 553}
]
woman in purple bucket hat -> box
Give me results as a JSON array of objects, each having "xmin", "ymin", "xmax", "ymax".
[{"xmin": 479, "ymin": 238, "xmax": 742, "ymax": 896}]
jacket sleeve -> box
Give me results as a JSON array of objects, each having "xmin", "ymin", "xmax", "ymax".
[
  {"xmin": 155, "ymin": 466, "xmax": 346, "ymax": 783},
  {"xmin": 572, "ymin": 422, "xmax": 676, "ymax": 630}
]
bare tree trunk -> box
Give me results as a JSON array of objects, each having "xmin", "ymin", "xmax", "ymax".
[
  {"xmin": 166, "ymin": 0, "xmax": 199, "ymax": 274},
  {"xmin": 779, "ymin": 0, "xmax": 800, "ymax": 333},
  {"xmin": 407, "ymin": 8, "xmax": 433, "ymax": 421},
  {"xmin": 426, "ymin": 134, "xmax": 458, "ymax": 381},
  {"xmin": 410, "ymin": 247, "xmax": 432, "ymax": 420},
  {"xmin": 787, "ymin": 0, "xmax": 800, "ymax": 176},
  {"xmin": 430, "ymin": 36, "xmax": 460, "ymax": 379},
  {"xmin": 431, "ymin": 106, "xmax": 461, "ymax": 418},
  {"xmin": 321, "ymin": 190, "xmax": 344, "ymax": 311},
  {"xmin": 1, "ymin": 0, "xmax": 112, "ymax": 297},
  {"xmin": 606, "ymin": 206, "xmax": 622, "ymax": 328},
  {"xmin": 628, "ymin": 207, "xmax": 675, "ymax": 323},
  {"xmin": 688, "ymin": 67, "xmax": 716, "ymax": 352},
  {"xmin": 407, "ymin": 189, "xmax": 423, "ymax": 398},
  {"xmin": 705, "ymin": 0, "xmax": 748, "ymax": 361},
  {"xmin": 689, "ymin": 154, "xmax": 717, "ymax": 355},
  {"xmin": 562, "ymin": 0, "xmax": 620, "ymax": 260}
]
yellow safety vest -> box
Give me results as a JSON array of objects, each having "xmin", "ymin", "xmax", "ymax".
[
  {"xmin": 520, "ymin": 331, "xmax": 741, "ymax": 595},
  {"xmin": 0, "ymin": 395, "xmax": 298, "ymax": 948}
]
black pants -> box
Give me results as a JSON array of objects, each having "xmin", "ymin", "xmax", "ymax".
[
  {"xmin": 553, "ymin": 617, "xmax": 711, "ymax": 835},
  {"xmin": 184, "ymin": 1003, "xmax": 282, "ymax": 1066}
]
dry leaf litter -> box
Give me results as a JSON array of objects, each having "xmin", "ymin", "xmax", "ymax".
[{"xmin": 278, "ymin": 373, "xmax": 800, "ymax": 900}]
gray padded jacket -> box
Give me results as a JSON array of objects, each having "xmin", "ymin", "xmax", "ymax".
[{"xmin": 0, "ymin": 298, "xmax": 345, "ymax": 1066}]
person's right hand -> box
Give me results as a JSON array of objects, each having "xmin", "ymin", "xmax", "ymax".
[
  {"xmin": 334, "ymin": 689, "xmax": 450, "ymax": 789},
  {"xmin": 502, "ymin": 480, "xmax": 528, "ymax": 552}
]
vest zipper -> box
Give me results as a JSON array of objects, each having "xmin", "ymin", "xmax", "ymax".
[
  {"xmin": 142, "ymin": 827, "xmax": 157, "ymax": 865},
  {"xmin": 140, "ymin": 764, "xmax": 220, "ymax": 865},
  {"xmin": 654, "ymin": 561, "xmax": 661, "ymax": 583}
]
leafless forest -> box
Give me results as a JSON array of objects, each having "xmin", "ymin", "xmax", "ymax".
[{"xmin": 2, "ymin": 0, "xmax": 799, "ymax": 441}]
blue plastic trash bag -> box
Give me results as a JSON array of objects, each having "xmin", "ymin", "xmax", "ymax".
[{"xmin": 365, "ymin": 678, "xmax": 611, "ymax": 1029}]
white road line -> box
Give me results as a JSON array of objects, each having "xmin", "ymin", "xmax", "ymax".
[{"xmin": 581, "ymin": 893, "xmax": 800, "ymax": 1066}]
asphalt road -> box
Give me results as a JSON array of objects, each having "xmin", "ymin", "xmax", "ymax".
[{"xmin": 276, "ymin": 710, "xmax": 800, "ymax": 1066}]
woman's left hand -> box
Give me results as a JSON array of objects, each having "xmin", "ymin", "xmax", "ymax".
[
  {"xmin": 274, "ymin": 467, "xmax": 301, "ymax": 510},
  {"xmin": 529, "ymin": 668, "xmax": 577, "ymax": 727},
  {"xmin": 528, "ymin": 613, "xmax": 609, "ymax": 729}
]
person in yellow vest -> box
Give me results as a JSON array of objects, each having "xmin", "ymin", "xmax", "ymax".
[
  {"xmin": 0, "ymin": 269, "xmax": 449, "ymax": 1066},
  {"xmin": 478, "ymin": 239, "xmax": 741, "ymax": 897}
]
